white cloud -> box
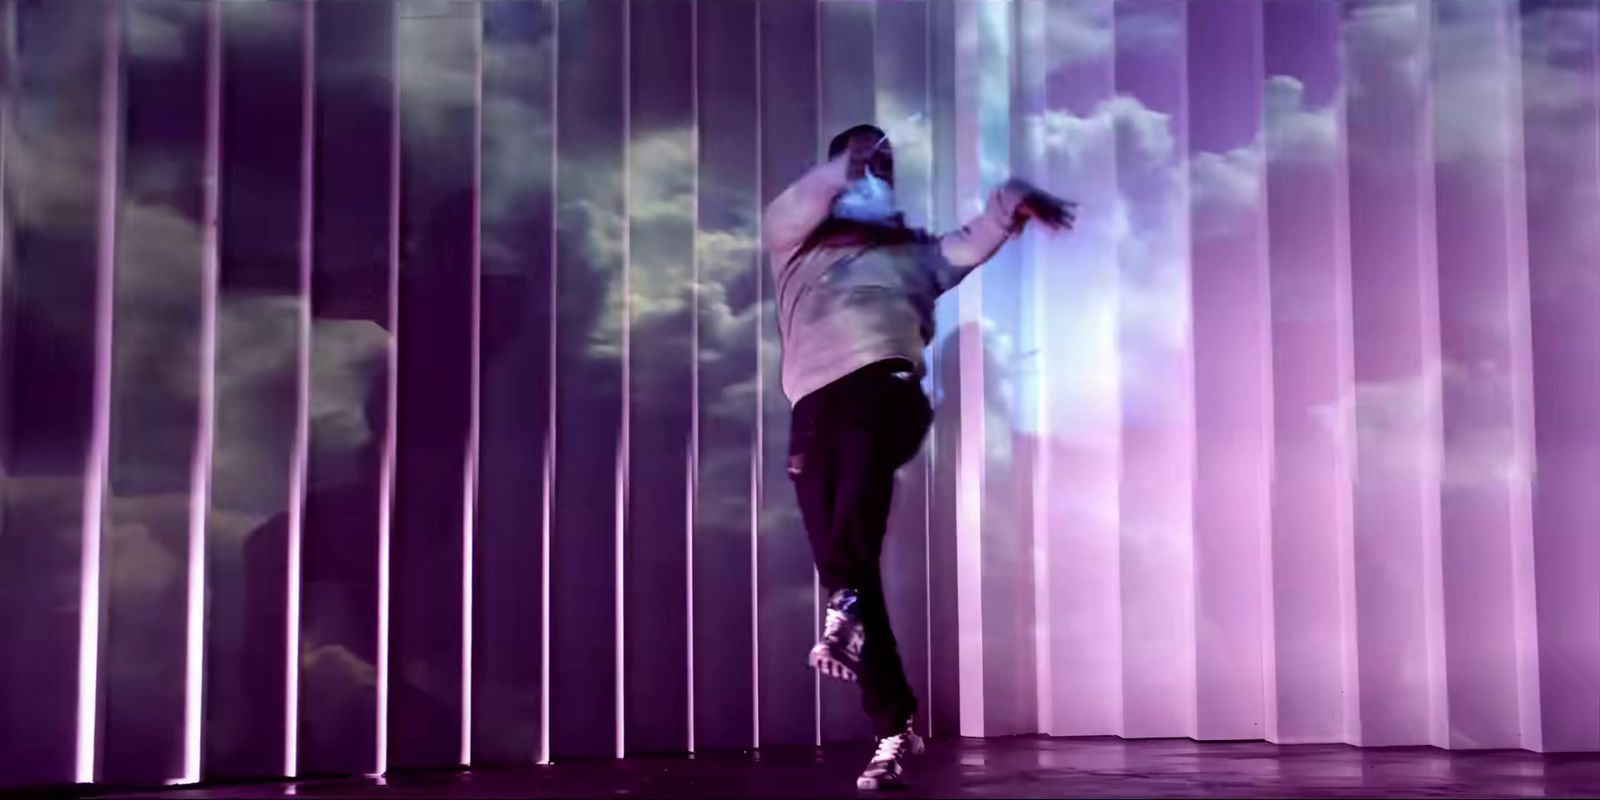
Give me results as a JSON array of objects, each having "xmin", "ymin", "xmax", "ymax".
[
  {"xmin": 1343, "ymin": 1, "xmax": 1427, "ymax": 101},
  {"xmin": 1438, "ymin": 357, "xmax": 1529, "ymax": 488},
  {"xmin": 1343, "ymin": 1, "xmax": 1526, "ymax": 166},
  {"xmin": 1114, "ymin": 6, "xmax": 1183, "ymax": 61},
  {"xmin": 127, "ymin": 4, "xmax": 190, "ymax": 61},
  {"xmin": 481, "ymin": 32, "xmax": 556, "ymax": 277},
  {"xmin": 1311, "ymin": 365, "xmax": 1441, "ymax": 482},
  {"xmin": 1189, "ymin": 144, "xmax": 1262, "ymax": 240},
  {"xmin": 1520, "ymin": 4, "xmax": 1600, "ymax": 303},
  {"xmin": 399, "ymin": 5, "xmax": 481, "ymax": 137},
  {"xmin": 1017, "ymin": 1, "xmax": 1113, "ymax": 69},
  {"xmin": 1185, "ymin": 73, "xmax": 1340, "ymax": 240},
  {"xmin": 1027, "ymin": 96, "xmax": 1175, "ymax": 175},
  {"xmin": 1318, "ymin": 360, "xmax": 1529, "ymax": 489},
  {"xmin": 307, "ymin": 319, "xmax": 390, "ymax": 489},
  {"xmin": 1021, "ymin": 94, "xmax": 1190, "ymax": 419},
  {"xmin": 1430, "ymin": 5, "xmax": 1520, "ymax": 164},
  {"xmin": 1264, "ymin": 75, "xmax": 1340, "ymax": 164}
]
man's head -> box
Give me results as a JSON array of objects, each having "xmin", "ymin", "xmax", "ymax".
[
  {"xmin": 828, "ymin": 124, "xmax": 898, "ymax": 224},
  {"xmin": 828, "ymin": 124, "xmax": 894, "ymax": 186}
]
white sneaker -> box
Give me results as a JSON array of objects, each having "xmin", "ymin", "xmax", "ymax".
[
  {"xmin": 808, "ymin": 589, "xmax": 864, "ymax": 682},
  {"xmin": 855, "ymin": 726, "xmax": 926, "ymax": 790}
]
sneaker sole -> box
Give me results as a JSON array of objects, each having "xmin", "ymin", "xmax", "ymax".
[
  {"xmin": 807, "ymin": 645, "xmax": 858, "ymax": 682},
  {"xmin": 856, "ymin": 775, "xmax": 898, "ymax": 791}
]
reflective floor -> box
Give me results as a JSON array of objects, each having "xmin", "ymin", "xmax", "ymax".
[{"xmin": 96, "ymin": 737, "xmax": 1600, "ymax": 799}]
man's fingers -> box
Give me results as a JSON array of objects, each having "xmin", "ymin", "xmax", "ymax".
[
  {"xmin": 1033, "ymin": 202, "xmax": 1074, "ymax": 231},
  {"xmin": 1011, "ymin": 190, "xmax": 1079, "ymax": 233}
]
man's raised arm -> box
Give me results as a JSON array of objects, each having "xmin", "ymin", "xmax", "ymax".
[{"xmin": 762, "ymin": 153, "xmax": 851, "ymax": 264}]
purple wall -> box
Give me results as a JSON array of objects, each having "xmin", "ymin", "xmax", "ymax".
[{"xmin": 1, "ymin": 0, "xmax": 1598, "ymax": 790}]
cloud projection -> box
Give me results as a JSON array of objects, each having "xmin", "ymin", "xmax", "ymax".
[{"xmin": 0, "ymin": 0, "xmax": 1598, "ymax": 790}]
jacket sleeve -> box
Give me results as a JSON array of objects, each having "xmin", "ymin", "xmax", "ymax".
[
  {"xmin": 931, "ymin": 182, "xmax": 1025, "ymax": 292},
  {"xmin": 761, "ymin": 154, "xmax": 851, "ymax": 264}
]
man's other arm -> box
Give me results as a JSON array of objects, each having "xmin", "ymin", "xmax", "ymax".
[
  {"xmin": 934, "ymin": 179, "xmax": 1075, "ymax": 292},
  {"xmin": 933, "ymin": 182, "xmax": 1024, "ymax": 291}
]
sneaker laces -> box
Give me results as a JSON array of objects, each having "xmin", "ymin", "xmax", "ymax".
[
  {"xmin": 872, "ymin": 733, "xmax": 911, "ymax": 763},
  {"xmin": 821, "ymin": 606, "xmax": 864, "ymax": 661},
  {"xmin": 822, "ymin": 606, "xmax": 850, "ymax": 639}
]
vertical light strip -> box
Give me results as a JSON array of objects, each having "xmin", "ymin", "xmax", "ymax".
[
  {"xmin": 812, "ymin": 569, "xmax": 821, "ymax": 744},
  {"xmin": 954, "ymin": 277, "xmax": 985, "ymax": 738},
  {"xmin": 953, "ymin": 0, "xmax": 987, "ymax": 738},
  {"xmin": 1106, "ymin": 3, "xmax": 1125, "ymax": 738},
  {"xmin": 1018, "ymin": 1, "xmax": 1053, "ymax": 738},
  {"xmin": 182, "ymin": 0, "xmax": 223, "ymax": 784},
  {"xmin": 1592, "ymin": 19, "xmax": 1600, "ymax": 757},
  {"xmin": 685, "ymin": 0, "xmax": 699, "ymax": 757},
  {"xmin": 78, "ymin": 1, "xmax": 121, "ymax": 783},
  {"xmin": 616, "ymin": 0, "xmax": 631, "ymax": 763},
  {"xmin": 461, "ymin": 3, "xmax": 484, "ymax": 768},
  {"xmin": 1176, "ymin": 0, "xmax": 1199, "ymax": 740},
  {"xmin": 1585, "ymin": 8, "xmax": 1599, "ymax": 754},
  {"xmin": 0, "ymin": 0, "xmax": 11, "ymax": 327},
  {"xmin": 538, "ymin": 0, "xmax": 558, "ymax": 766},
  {"xmin": 921, "ymin": 2, "xmax": 934, "ymax": 739},
  {"xmin": 375, "ymin": 11, "xmax": 401, "ymax": 777},
  {"xmin": 1415, "ymin": 5, "xmax": 1448, "ymax": 749},
  {"xmin": 811, "ymin": 2, "xmax": 822, "ymax": 749},
  {"xmin": 1330, "ymin": 14, "xmax": 1360, "ymax": 744},
  {"xmin": 749, "ymin": 0, "xmax": 762, "ymax": 752},
  {"xmin": 1251, "ymin": 0, "xmax": 1278, "ymax": 747},
  {"xmin": 285, "ymin": 0, "xmax": 316, "ymax": 778},
  {"xmin": 1498, "ymin": 9, "xmax": 1542, "ymax": 751}
]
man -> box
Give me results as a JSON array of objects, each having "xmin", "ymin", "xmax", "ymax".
[{"xmin": 763, "ymin": 124, "xmax": 1073, "ymax": 790}]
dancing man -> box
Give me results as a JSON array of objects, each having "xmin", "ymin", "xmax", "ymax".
[{"xmin": 763, "ymin": 123, "xmax": 1074, "ymax": 790}]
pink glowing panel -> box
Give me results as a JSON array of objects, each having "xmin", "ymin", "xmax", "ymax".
[
  {"xmin": 874, "ymin": 0, "xmax": 935, "ymax": 743},
  {"xmin": 82, "ymin": 3, "xmax": 122, "ymax": 785},
  {"xmin": 1522, "ymin": 0, "xmax": 1600, "ymax": 754},
  {"xmin": 474, "ymin": 0, "xmax": 555, "ymax": 767},
  {"xmin": 390, "ymin": 0, "xmax": 479, "ymax": 770},
  {"xmin": 947, "ymin": 0, "xmax": 993, "ymax": 737},
  {"xmin": 549, "ymin": 0, "xmax": 625, "ymax": 760},
  {"xmin": 463, "ymin": 9, "xmax": 484, "ymax": 766},
  {"xmin": 287, "ymin": 0, "xmax": 315, "ymax": 777},
  {"xmin": 971, "ymin": 0, "xmax": 1037, "ymax": 739},
  {"xmin": 299, "ymin": 1, "xmax": 394, "ymax": 776},
  {"xmin": 1186, "ymin": 0, "xmax": 1273, "ymax": 743},
  {"xmin": 100, "ymin": 0, "xmax": 211, "ymax": 783},
  {"xmin": 753, "ymin": 0, "xmax": 821, "ymax": 749},
  {"xmin": 1429, "ymin": 0, "xmax": 1540, "ymax": 751},
  {"xmin": 1112, "ymin": 0, "xmax": 1197, "ymax": 740},
  {"xmin": 924, "ymin": 0, "xmax": 964, "ymax": 741},
  {"xmin": 1261, "ymin": 0, "xmax": 1358, "ymax": 746},
  {"xmin": 816, "ymin": 0, "xmax": 875, "ymax": 745},
  {"xmin": 687, "ymin": 0, "xmax": 759, "ymax": 753},
  {"xmin": 623, "ymin": 0, "xmax": 694, "ymax": 754},
  {"xmin": 1031, "ymin": 0, "xmax": 1124, "ymax": 738},
  {"xmin": 1013, "ymin": 0, "xmax": 1050, "ymax": 738},
  {"xmin": 1343, "ymin": 0, "xmax": 1448, "ymax": 748},
  {"xmin": 186, "ymin": 3, "xmax": 222, "ymax": 783}
]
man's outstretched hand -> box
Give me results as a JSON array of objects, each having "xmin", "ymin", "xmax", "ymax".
[{"xmin": 1003, "ymin": 179, "xmax": 1077, "ymax": 232}]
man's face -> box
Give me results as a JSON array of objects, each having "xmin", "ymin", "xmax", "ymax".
[{"xmin": 845, "ymin": 130, "xmax": 895, "ymax": 186}]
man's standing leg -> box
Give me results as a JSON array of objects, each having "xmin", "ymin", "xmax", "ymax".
[{"xmin": 823, "ymin": 423, "xmax": 915, "ymax": 731}]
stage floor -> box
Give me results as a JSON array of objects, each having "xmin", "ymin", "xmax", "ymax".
[{"xmin": 97, "ymin": 736, "xmax": 1600, "ymax": 798}]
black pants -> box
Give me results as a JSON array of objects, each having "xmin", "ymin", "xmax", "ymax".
[{"xmin": 789, "ymin": 358, "xmax": 932, "ymax": 737}]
